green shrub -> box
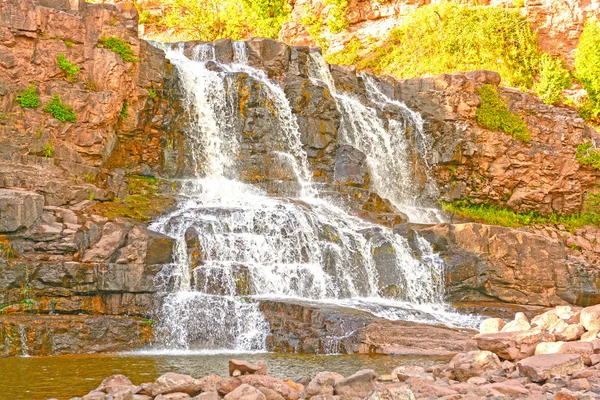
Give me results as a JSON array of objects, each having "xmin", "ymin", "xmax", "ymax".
[
  {"xmin": 43, "ymin": 94, "xmax": 76, "ymax": 123},
  {"xmin": 535, "ymin": 53, "xmax": 571, "ymax": 105},
  {"xmin": 148, "ymin": 88, "xmax": 157, "ymax": 99},
  {"xmin": 575, "ymin": 18, "xmax": 600, "ymax": 121},
  {"xmin": 119, "ymin": 102, "xmax": 128, "ymax": 120},
  {"xmin": 98, "ymin": 36, "xmax": 138, "ymax": 62},
  {"xmin": 475, "ymin": 84, "xmax": 531, "ymax": 142},
  {"xmin": 57, "ymin": 54, "xmax": 80, "ymax": 79},
  {"xmin": 15, "ymin": 85, "xmax": 41, "ymax": 109},
  {"xmin": 324, "ymin": 38, "xmax": 361, "ymax": 66},
  {"xmin": 576, "ymin": 142, "xmax": 600, "ymax": 169},
  {"xmin": 42, "ymin": 141, "xmax": 54, "ymax": 158},
  {"xmin": 325, "ymin": 0, "xmax": 349, "ymax": 33},
  {"xmin": 361, "ymin": 3, "xmax": 540, "ymax": 90}
]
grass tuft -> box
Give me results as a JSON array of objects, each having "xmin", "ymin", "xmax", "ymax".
[{"xmin": 475, "ymin": 85, "xmax": 531, "ymax": 142}]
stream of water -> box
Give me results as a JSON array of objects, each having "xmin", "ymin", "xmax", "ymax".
[{"xmin": 147, "ymin": 41, "xmax": 480, "ymax": 354}]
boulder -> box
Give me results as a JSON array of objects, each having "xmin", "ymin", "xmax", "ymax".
[
  {"xmin": 82, "ymin": 222, "xmax": 128, "ymax": 262},
  {"xmin": 83, "ymin": 392, "xmax": 106, "ymax": 400},
  {"xmin": 581, "ymin": 329, "xmax": 600, "ymax": 341},
  {"xmin": 531, "ymin": 310, "xmax": 562, "ymax": 330},
  {"xmin": 450, "ymin": 351, "xmax": 502, "ymax": 382},
  {"xmin": 96, "ymin": 375, "xmax": 134, "ymax": 393},
  {"xmin": 238, "ymin": 376, "xmax": 302, "ymax": 400},
  {"xmin": 193, "ymin": 392, "xmax": 220, "ymax": 400},
  {"xmin": 155, "ymin": 394, "xmax": 192, "ymax": 400},
  {"xmin": 224, "ymin": 384, "xmax": 266, "ymax": 400},
  {"xmin": 229, "ymin": 360, "xmax": 268, "ymax": 376},
  {"xmin": 501, "ymin": 313, "xmax": 531, "ymax": 333},
  {"xmin": 256, "ymin": 387, "xmax": 285, "ymax": 400},
  {"xmin": 474, "ymin": 328, "xmax": 555, "ymax": 361},
  {"xmin": 334, "ymin": 369, "xmax": 376, "ymax": 399},
  {"xmin": 535, "ymin": 341, "xmax": 594, "ymax": 365},
  {"xmin": 364, "ymin": 385, "xmax": 415, "ymax": 400},
  {"xmin": 0, "ymin": 189, "xmax": 44, "ymax": 232},
  {"xmin": 580, "ymin": 304, "xmax": 600, "ymax": 331},
  {"xmin": 553, "ymin": 324, "xmax": 585, "ymax": 342},
  {"xmin": 391, "ymin": 366, "xmax": 429, "ymax": 382},
  {"xmin": 479, "ymin": 318, "xmax": 505, "ymax": 335},
  {"xmin": 517, "ymin": 354, "xmax": 584, "ymax": 382},
  {"xmin": 152, "ymin": 373, "xmax": 202, "ymax": 397},
  {"xmin": 306, "ymin": 371, "xmax": 345, "ymax": 397}
]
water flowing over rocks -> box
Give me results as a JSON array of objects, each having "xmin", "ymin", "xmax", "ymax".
[{"xmin": 0, "ymin": 0, "xmax": 599, "ymax": 361}]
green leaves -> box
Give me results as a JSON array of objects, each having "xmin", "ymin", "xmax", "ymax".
[
  {"xmin": 57, "ymin": 54, "xmax": 80, "ymax": 78},
  {"xmin": 576, "ymin": 142, "xmax": 600, "ymax": 170},
  {"xmin": 535, "ymin": 53, "xmax": 571, "ymax": 105},
  {"xmin": 43, "ymin": 94, "xmax": 76, "ymax": 123},
  {"xmin": 475, "ymin": 85, "xmax": 531, "ymax": 142},
  {"xmin": 15, "ymin": 85, "xmax": 41, "ymax": 109},
  {"xmin": 575, "ymin": 18, "xmax": 600, "ymax": 122},
  {"xmin": 98, "ymin": 36, "xmax": 138, "ymax": 62}
]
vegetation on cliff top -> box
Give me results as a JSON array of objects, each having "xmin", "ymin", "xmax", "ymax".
[
  {"xmin": 359, "ymin": 3, "xmax": 540, "ymax": 90},
  {"xmin": 575, "ymin": 18, "xmax": 600, "ymax": 123},
  {"xmin": 136, "ymin": 0, "xmax": 290, "ymax": 42}
]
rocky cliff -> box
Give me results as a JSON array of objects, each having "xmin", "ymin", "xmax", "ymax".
[
  {"xmin": 0, "ymin": 0, "xmax": 599, "ymax": 357},
  {"xmin": 280, "ymin": 0, "xmax": 600, "ymax": 67}
]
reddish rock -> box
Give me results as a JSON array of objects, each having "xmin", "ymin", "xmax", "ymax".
[
  {"xmin": 517, "ymin": 354, "xmax": 584, "ymax": 382},
  {"xmin": 229, "ymin": 360, "xmax": 268, "ymax": 376},
  {"xmin": 535, "ymin": 341, "xmax": 594, "ymax": 365},
  {"xmin": 450, "ymin": 351, "xmax": 502, "ymax": 382},
  {"xmin": 580, "ymin": 304, "xmax": 600, "ymax": 331},
  {"xmin": 238, "ymin": 376, "xmax": 302, "ymax": 400},
  {"xmin": 224, "ymin": 384, "xmax": 266, "ymax": 400},
  {"xmin": 306, "ymin": 371, "xmax": 345, "ymax": 397},
  {"xmin": 152, "ymin": 373, "xmax": 201, "ymax": 397},
  {"xmin": 334, "ymin": 369, "xmax": 377, "ymax": 399},
  {"xmin": 475, "ymin": 328, "xmax": 555, "ymax": 361},
  {"xmin": 479, "ymin": 318, "xmax": 505, "ymax": 335}
]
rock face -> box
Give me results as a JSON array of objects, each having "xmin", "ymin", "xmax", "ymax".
[
  {"xmin": 0, "ymin": 189, "xmax": 44, "ymax": 232},
  {"xmin": 415, "ymin": 223, "xmax": 600, "ymax": 307},
  {"xmin": 517, "ymin": 354, "xmax": 585, "ymax": 382}
]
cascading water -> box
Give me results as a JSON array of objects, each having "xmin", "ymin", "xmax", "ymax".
[
  {"xmin": 307, "ymin": 52, "xmax": 445, "ymax": 223},
  {"xmin": 149, "ymin": 41, "xmax": 478, "ymax": 354}
]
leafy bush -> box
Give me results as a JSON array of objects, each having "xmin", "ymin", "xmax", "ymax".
[
  {"xmin": 43, "ymin": 94, "xmax": 76, "ymax": 123},
  {"xmin": 15, "ymin": 85, "xmax": 41, "ymax": 109},
  {"xmin": 42, "ymin": 141, "xmax": 54, "ymax": 158},
  {"xmin": 535, "ymin": 53, "xmax": 571, "ymax": 105},
  {"xmin": 576, "ymin": 142, "xmax": 600, "ymax": 169},
  {"xmin": 148, "ymin": 88, "xmax": 157, "ymax": 99},
  {"xmin": 57, "ymin": 54, "xmax": 80, "ymax": 78},
  {"xmin": 98, "ymin": 36, "xmax": 138, "ymax": 62},
  {"xmin": 360, "ymin": 3, "xmax": 540, "ymax": 90},
  {"xmin": 475, "ymin": 85, "xmax": 531, "ymax": 142},
  {"xmin": 575, "ymin": 18, "xmax": 600, "ymax": 121},
  {"xmin": 325, "ymin": 0, "xmax": 349, "ymax": 33},
  {"xmin": 324, "ymin": 38, "xmax": 362, "ymax": 66}
]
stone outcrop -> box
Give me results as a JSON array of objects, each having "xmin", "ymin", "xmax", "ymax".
[
  {"xmin": 414, "ymin": 223, "xmax": 600, "ymax": 307},
  {"xmin": 259, "ymin": 299, "xmax": 475, "ymax": 356}
]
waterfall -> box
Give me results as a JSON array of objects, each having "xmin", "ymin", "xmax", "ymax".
[
  {"xmin": 149, "ymin": 41, "xmax": 477, "ymax": 354},
  {"xmin": 307, "ymin": 52, "xmax": 445, "ymax": 223}
]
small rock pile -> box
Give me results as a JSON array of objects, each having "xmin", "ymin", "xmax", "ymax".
[{"xmin": 66, "ymin": 305, "xmax": 600, "ymax": 400}]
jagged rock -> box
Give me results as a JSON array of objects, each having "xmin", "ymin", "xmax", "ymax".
[
  {"xmin": 392, "ymin": 366, "xmax": 428, "ymax": 382},
  {"xmin": 155, "ymin": 394, "xmax": 192, "ymax": 400},
  {"xmin": 256, "ymin": 387, "xmax": 285, "ymax": 400},
  {"xmin": 193, "ymin": 392, "xmax": 220, "ymax": 400},
  {"xmin": 450, "ymin": 351, "xmax": 502, "ymax": 382},
  {"xmin": 501, "ymin": 313, "xmax": 531, "ymax": 333},
  {"xmin": 334, "ymin": 369, "xmax": 376, "ymax": 399},
  {"xmin": 517, "ymin": 354, "xmax": 585, "ymax": 382},
  {"xmin": 229, "ymin": 360, "xmax": 267, "ymax": 376},
  {"xmin": 306, "ymin": 371, "xmax": 345, "ymax": 397},
  {"xmin": 0, "ymin": 189, "xmax": 44, "ymax": 232},
  {"xmin": 237, "ymin": 375, "xmax": 302, "ymax": 400},
  {"xmin": 581, "ymin": 329, "xmax": 600, "ymax": 341},
  {"xmin": 113, "ymin": 225, "xmax": 175, "ymax": 265},
  {"xmin": 553, "ymin": 324, "xmax": 585, "ymax": 342},
  {"xmin": 152, "ymin": 373, "xmax": 201, "ymax": 397},
  {"xmin": 82, "ymin": 222, "xmax": 128, "ymax": 263},
  {"xmin": 83, "ymin": 392, "xmax": 106, "ymax": 400},
  {"xmin": 333, "ymin": 145, "xmax": 369, "ymax": 189},
  {"xmin": 474, "ymin": 328, "xmax": 555, "ymax": 361},
  {"xmin": 224, "ymin": 384, "xmax": 266, "ymax": 400},
  {"xmin": 96, "ymin": 375, "xmax": 134, "ymax": 393}
]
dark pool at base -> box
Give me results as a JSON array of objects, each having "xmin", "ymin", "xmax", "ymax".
[{"xmin": 0, "ymin": 352, "xmax": 451, "ymax": 400}]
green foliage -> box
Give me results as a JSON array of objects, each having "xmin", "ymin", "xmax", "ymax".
[
  {"xmin": 575, "ymin": 18, "xmax": 600, "ymax": 122},
  {"xmin": 325, "ymin": 0, "xmax": 349, "ymax": 33},
  {"xmin": 576, "ymin": 142, "xmax": 600, "ymax": 170},
  {"xmin": 148, "ymin": 88, "xmax": 157, "ymax": 99},
  {"xmin": 119, "ymin": 102, "xmax": 129, "ymax": 120},
  {"xmin": 42, "ymin": 141, "xmax": 54, "ymax": 158},
  {"xmin": 512, "ymin": 0, "xmax": 524, "ymax": 7},
  {"xmin": 324, "ymin": 38, "xmax": 362, "ymax": 66},
  {"xmin": 362, "ymin": 3, "xmax": 540, "ymax": 90},
  {"xmin": 87, "ymin": 194, "xmax": 174, "ymax": 222},
  {"xmin": 151, "ymin": 0, "xmax": 289, "ymax": 42},
  {"xmin": 43, "ymin": 94, "xmax": 76, "ymax": 123},
  {"xmin": 57, "ymin": 54, "xmax": 80, "ymax": 79},
  {"xmin": 301, "ymin": 12, "xmax": 329, "ymax": 51},
  {"xmin": 88, "ymin": 188, "xmax": 95, "ymax": 201},
  {"xmin": 475, "ymin": 85, "xmax": 531, "ymax": 142},
  {"xmin": 15, "ymin": 85, "xmax": 41, "ymax": 109},
  {"xmin": 535, "ymin": 54, "xmax": 571, "ymax": 105},
  {"xmin": 98, "ymin": 36, "xmax": 138, "ymax": 62},
  {"xmin": 442, "ymin": 199, "xmax": 600, "ymax": 231}
]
